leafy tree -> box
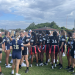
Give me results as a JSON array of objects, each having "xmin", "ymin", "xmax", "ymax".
[
  {"xmin": 29, "ymin": 22, "xmax": 35, "ymax": 27},
  {"xmin": 25, "ymin": 21, "xmax": 72, "ymax": 33}
]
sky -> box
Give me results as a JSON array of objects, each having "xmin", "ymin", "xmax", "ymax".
[{"xmin": 0, "ymin": 0, "xmax": 75, "ymax": 29}]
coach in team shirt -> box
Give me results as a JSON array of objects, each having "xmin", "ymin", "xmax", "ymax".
[
  {"xmin": 3, "ymin": 31, "xmax": 12, "ymax": 68},
  {"xmin": 19, "ymin": 31, "xmax": 30, "ymax": 73}
]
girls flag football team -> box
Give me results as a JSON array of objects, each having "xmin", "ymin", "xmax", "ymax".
[{"xmin": 0, "ymin": 30, "xmax": 75, "ymax": 75}]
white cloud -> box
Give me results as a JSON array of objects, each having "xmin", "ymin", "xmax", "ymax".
[
  {"xmin": 0, "ymin": 20, "xmax": 30, "ymax": 29},
  {"xmin": 0, "ymin": 0, "xmax": 75, "ymax": 29}
]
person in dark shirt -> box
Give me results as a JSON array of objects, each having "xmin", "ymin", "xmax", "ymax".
[
  {"xmin": 10, "ymin": 32, "xmax": 24, "ymax": 75},
  {"xmin": 30, "ymin": 32, "xmax": 39, "ymax": 67},
  {"xmin": 44, "ymin": 30, "xmax": 51, "ymax": 65},
  {"xmin": 0, "ymin": 36, "xmax": 4, "ymax": 75},
  {"xmin": 3, "ymin": 31, "xmax": 12, "ymax": 68},
  {"xmin": 68, "ymin": 33, "xmax": 75, "ymax": 73},
  {"xmin": 10, "ymin": 31, "xmax": 15, "ymax": 64},
  {"xmin": 66, "ymin": 32, "xmax": 72, "ymax": 70},
  {"xmin": 50, "ymin": 31, "xmax": 59, "ymax": 69},
  {"xmin": 58, "ymin": 30, "xmax": 65, "ymax": 69},
  {"xmin": 19, "ymin": 31, "xmax": 30, "ymax": 73},
  {"xmin": 39, "ymin": 32, "xmax": 46, "ymax": 66},
  {"xmin": 37, "ymin": 31, "xmax": 42, "ymax": 62}
]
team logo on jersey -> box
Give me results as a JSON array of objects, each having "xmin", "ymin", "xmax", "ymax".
[
  {"xmin": 40, "ymin": 39, "xmax": 43, "ymax": 42},
  {"xmin": 26, "ymin": 39, "xmax": 29, "ymax": 42},
  {"xmin": 47, "ymin": 39, "xmax": 50, "ymax": 43},
  {"xmin": 31, "ymin": 40, "xmax": 34, "ymax": 42},
  {"xmin": 43, "ymin": 38, "xmax": 46, "ymax": 40},
  {"xmin": 62, "ymin": 38, "xmax": 65, "ymax": 41}
]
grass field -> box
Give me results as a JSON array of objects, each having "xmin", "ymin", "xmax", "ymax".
[{"xmin": 1, "ymin": 52, "xmax": 72, "ymax": 75}]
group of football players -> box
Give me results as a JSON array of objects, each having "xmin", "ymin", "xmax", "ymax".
[{"xmin": 0, "ymin": 29, "xmax": 75, "ymax": 75}]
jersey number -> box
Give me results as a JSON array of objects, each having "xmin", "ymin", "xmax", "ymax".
[
  {"xmin": 52, "ymin": 40, "xmax": 57, "ymax": 43},
  {"xmin": 13, "ymin": 45, "xmax": 19, "ymax": 49}
]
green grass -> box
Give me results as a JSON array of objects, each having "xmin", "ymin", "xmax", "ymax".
[{"xmin": 1, "ymin": 52, "xmax": 72, "ymax": 75}]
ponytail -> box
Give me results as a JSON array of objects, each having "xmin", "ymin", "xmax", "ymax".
[
  {"xmin": 31, "ymin": 32, "xmax": 37, "ymax": 43},
  {"xmin": 53, "ymin": 31, "xmax": 57, "ymax": 39},
  {"xmin": 15, "ymin": 32, "xmax": 19, "ymax": 45},
  {"xmin": 16, "ymin": 38, "xmax": 17, "ymax": 45},
  {"xmin": 61, "ymin": 30, "xmax": 65, "ymax": 38}
]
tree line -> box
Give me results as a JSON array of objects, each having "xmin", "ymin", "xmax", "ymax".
[
  {"xmin": 26, "ymin": 21, "xmax": 73, "ymax": 32},
  {"xmin": 0, "ymin": 21, "xmax": 74, "ymax": 33}
]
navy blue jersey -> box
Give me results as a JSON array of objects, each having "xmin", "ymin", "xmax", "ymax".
[
  {"xmin": 51, "ymin": 36, "xmax": 59, "ymax": 45},
  {"xmin": 19, "ymin": 36, "xmax": 29, "ymax": 44},
  {"xmin": 11, "ymin": 39, "xmax": 23, "ymax": 52},
  {"xmin": 11, "ymin": 36, "xmax": 15, "ymax": 40},
  {"xmin": 3, "ymin": 36, "xmax": 11, "ymax": 50},
  {"xmin": 59, "ymin": 36, "xmax": 65, "ymax": 48},
  {"xmin": 45, "ymin": 35, "xmax": 51, "ymax": 44},
  {"xmin": 30, "ymin": 36, "xmax": 36, "ymax": 46}
]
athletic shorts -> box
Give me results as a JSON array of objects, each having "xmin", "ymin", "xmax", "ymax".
[
  {"xmin": 51, "ymin": 46, "xmax": 59, "ymax": 53},
  {"xmin": 59, "ymin": 45, "xmax": 65, "ymax": 52},
  {"xmin": 31, "ymin": 46, "xmax": 38, "ymax": 55},
  {"xmin": 59, "ymin": 47, "xmax": 64, "ymax": 53},
  {"xmin": 67, "ymin": 47, "xmax": 70, "ymax": 56},
  {"xmin": 5, "ymin": 46, "xmax": 10, "ymax": 50},
  {"xmin": 12, "ymin": 51, "xmax": 21, "ymax": 59},
  {"xmin": 22, "ymin": 47, "xmax": 28, "ymax": 55},
  {"xmin": 44, "ymin": 45, "xmax": 51, "ymax": 53},
  {"xmin": 46, "ymin": 44, "xmax": 50, "ymax": 51},
  {"xmin": 71, "ymin": 50, "xmax": 75, "ymax": 59},
  {"xmin": 32, "ymin": 46, "xmax": 38, "ymax": 53}
]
